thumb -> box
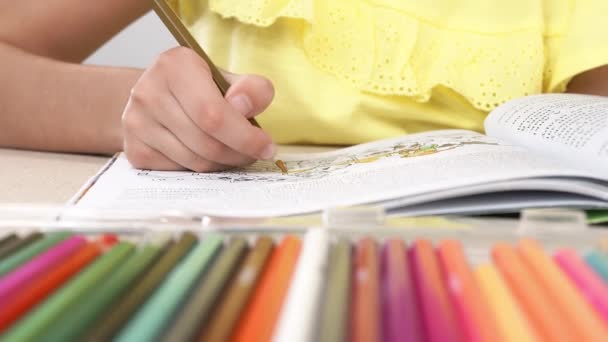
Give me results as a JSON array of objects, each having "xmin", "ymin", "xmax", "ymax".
[{"xmin": 223, "ymin": 72, "xmax": 275, "ymax": 118}]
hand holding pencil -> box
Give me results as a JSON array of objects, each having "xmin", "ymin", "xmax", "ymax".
[{"xmin": 121, "ymin": 0, "xmax": 281, "ymax": 173}]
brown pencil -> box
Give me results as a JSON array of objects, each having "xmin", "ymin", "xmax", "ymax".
[{"xmin": 199, "ymin": 236, "xmax": 274, "ymax": 342}]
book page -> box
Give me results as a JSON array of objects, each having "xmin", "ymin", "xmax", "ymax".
[
  {"xmin": 75, "ymin": 130, "xmax": 606, "ymax": 218},
  {"xmin": 484, "ymin": 94, "xmax": 608, "ymax": 173}
]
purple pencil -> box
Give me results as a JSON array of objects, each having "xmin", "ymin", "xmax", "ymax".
[
  {"xmin": 0, "ymin": 235, "xmax": 86, "ymax": 303},
  {"xmin": 381, "ymin": 239, "xmax": 423, "ymax": 342}
]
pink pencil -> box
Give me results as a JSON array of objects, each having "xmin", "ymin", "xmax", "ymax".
[
  {"xmin": 381, "ymin": 239, "xmax": 423, "ymax": 342},
  {"xmin": 554, "ymin": 249, "xmax": 608, "ymax": 322},
  {"xmin": 409, "ymin": 240, "xmax": 463, "ymax": 342},
  {"xmin": 0, "ymin": 235, "xmax": 86, "ymax": 303}
]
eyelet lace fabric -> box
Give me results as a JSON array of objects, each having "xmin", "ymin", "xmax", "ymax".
[{"xmin": 195, "ymin": 0, "xmax": 596, "ymax": 112}]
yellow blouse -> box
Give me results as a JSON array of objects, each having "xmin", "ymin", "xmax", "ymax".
[{"xmin": 178, "ymin": 0, "xmax": 608, "ymax": 145}]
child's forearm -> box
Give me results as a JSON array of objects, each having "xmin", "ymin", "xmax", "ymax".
[
  {"xmin": 0, "ymin": 43, "xmax": 141, "ymax": 154},
  {"xmin": 567, "ymin": 65, "xmax": 608, "ymax": 96}
]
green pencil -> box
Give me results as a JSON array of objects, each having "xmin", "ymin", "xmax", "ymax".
[
  {"xmin": 0, "ymin": 232, "xmax": 42, "ymax": 260},
  {"xmin": 317, "ymin": 238, "xmax": 352, "ymax": 342},
  {"xmin": 0, "ymin": 232, "xmax": 69, "ymax": 276},
  {"xmin": 161, "ymin": 238, "xmax": 249, "ymax": 342},
  {"xmin": 41, "ymin": 236, "xmax": 170, "ymax": 341},
  {"xmin": 85, "ymin": 232, "xmax": 198, "ymax": 341},
  {"xmin": 2, "ymin": 241, "xmax": 135, "ymax": 342},
  {"xmin": 116, "ymin": 233, "xmax": 225, "ymax": 342},
  {"xmin": 586, "ymin": 251, "xmax": 608, "ymax": 282}
]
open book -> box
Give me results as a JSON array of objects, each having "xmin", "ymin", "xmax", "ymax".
[{"xmin": 75, "ymin": 94, "xmax": 608, "ymax": 218}]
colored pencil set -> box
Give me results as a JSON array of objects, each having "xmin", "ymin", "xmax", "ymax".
[{"xmin": 2, "ymin": 229, "xmax": 608, "ymax": 341}]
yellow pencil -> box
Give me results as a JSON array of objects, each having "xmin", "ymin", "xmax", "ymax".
[{"xmin": 474, "ymin": 263, "xmax": 538, "ymax": 342}]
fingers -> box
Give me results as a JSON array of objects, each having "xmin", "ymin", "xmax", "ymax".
[
  {"xmin": 123, "ymin": 110, "xmax": 229, "ymax": 173},
  {"xmin": 153, "ymin": 89, "xmax": 256, "ymax": 167},
  {"xmin": 164, "ymin": 48, "xmax": 277, "ymax": 160},
  {"xmin": 223, "ymin": 72, "xmax": 275, "ymax": 119},
  {"xmin": 122, "ymin": 46, "xmax": 277, "ymax": 172}
]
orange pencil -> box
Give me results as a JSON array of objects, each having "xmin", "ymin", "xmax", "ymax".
[
  {"xmin": 0, "ymin": 241, "xmax": 102, "ymax": 332},
  {"xmin": 492, "ymin": 243, "xmax": 577, "ymax": 342},
  {"xmin": 437, "ymin": 240, "xmax": 502, "ymax": 342},
  {"xmin": 350, "ymin": 237, "xmax": 381, "ymax": 342},
  {"xmin": 231, "ymin": 235, "xmax": 301, "ymax": 342},
  {"xmin": 517, "ymin": 239, "xmax": 608, "ymax": 340}
]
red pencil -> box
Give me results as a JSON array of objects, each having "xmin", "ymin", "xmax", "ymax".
[
  {"xmin": 437, "ymin": 240, "xmax": 502, "ymax": 342},
  {"xmin": 410, "ymin": 240, "xmax": 463, "ymax": 342},
  {"xmin": 0, "ymin": 240, "xmax": 103, "ymax": 332},
  {"xmin": 350, "ymin": 237, "xmax": 381, "ymax": 342}
]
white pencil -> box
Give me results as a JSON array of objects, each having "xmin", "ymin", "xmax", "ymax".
[{"xmin": 272, "ymin": 228, "xmax": 331, "ymax": 342}]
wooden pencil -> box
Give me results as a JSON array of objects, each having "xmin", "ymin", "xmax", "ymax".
[
  {"xmin": 231, "ymin": 235, "xmax": 302, "ymax": 342},
  {"xmin": 85, "ymin": 232, "xmax": 197, "ymax": 341},
  {"xmin": 198, "ymin": 237, "xmax": 273, "ymax": 342},
  {"xmin": 0, "ymin": 232, "xmax": 43, "ymax": 261},
  {"xmin": 350, "ymin": 237, "xmax": 381, "ymax": 342}
]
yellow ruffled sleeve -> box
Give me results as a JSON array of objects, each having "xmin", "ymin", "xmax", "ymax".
[{"xmin": 544, "ymin": 0, "xmax": 608, "ymax": 92}]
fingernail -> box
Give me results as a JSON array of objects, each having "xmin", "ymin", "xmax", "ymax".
[
  {"xmin": 228, "ymin": 94, "xmax": 253, "ymax": 116},
  {"xmin": 260, "ymin": 144, "xmax": 276, "ymax": 160}
]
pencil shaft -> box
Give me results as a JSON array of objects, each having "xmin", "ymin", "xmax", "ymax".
[
  {"xmin": 2, "ymin": 241, "xmax": 135, "ymax": 342},
  {"xmin": 0, "ymin": 232, "xmax": 70, "ymax": 276},
  {"xmin": 409, "ymin": 240, "xmax": 462, "ymax": 342},
  {"xmin": 517, "ymin": 239, "xmax": 608, "ymax": 340},
  {"xmin": 0, "ymin": 232, "xmax": 42, "ymax": 259},
  {"xmin": 86, "ymin": 232, "xmax": 197, "ymax": 341},
  {"xmin": 273, "ymin": 229, "xmax": 330, "ymax": 342},
  {"xmin": 492, "ymin": 243, "xmax": 575, "ymax": 342},
  {"xmin": 318, "ymin": 239, "xmax": 352, "ymax": 342},
  {"xmin": 199, "ymin": 236, "xmax": 273, "ymax": 342},
  {"xmin": 586, "ymin": 250, "xmax": 608, "ymax": 282},
  {"xmin": 0, "ymin": 242, "xmax": 101, "ymax": 333},
  {"xmin": 554, "ymin": 248, "xmax": 608, "ymax": 322},
  {"xmin": 381, "ymin": 239, "xmax": 423, "ymax": 342},
  {"xmin": 474, "ymin": 264, "xmax": 536, "ymax": 342},
  {"xmin": 0, "ymin": 235, "xmax": 86, "ymax": 304},
  {"xmin": 437, "ymin": 240, "xmax": 502, "ymax": 342},
  {"xmin": 45, "ymin": 242, "xmax": 165, "ymax": 342},
  {"xmin": 0, "ymin": 233, "xmax": 18, "ymax": 249},
  {"xmin": 351, "ymin": 237, "xmax": 381, "ymax": 342},
  {"xmin": 117, "ymin": 234, "xmax": 225, "ymax": 342},
  {"xmin": 232, "ymin": 235, "xmax": 302, "ymax": 342}
]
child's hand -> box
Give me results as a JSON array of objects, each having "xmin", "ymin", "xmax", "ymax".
[{"xmin": 122, "ymin": 47, "xmax": 276, "ymax": 172}]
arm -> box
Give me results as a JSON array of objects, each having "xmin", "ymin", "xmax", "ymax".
[
  {"xmin": 566, "ymin": 65, "xmax": 608, "ymax": 96},
  {"xmin": 0, "ymin": 0, "xmax": 276, "ymax": 170},
  {"xmin": 0, "ymin": 0, "xmax": 148, "ymax": 153}
]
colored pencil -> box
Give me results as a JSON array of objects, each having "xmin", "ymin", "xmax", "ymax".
[
  {"xmin": 117, "ymin": 234, "xmax": 226, "ymax": 342},
  {"xmin": 198, "ymin": 237, "xmax": 273, "ymax": 342},
  {"xmin": 42, "ymin": 236, "xmax": 170, "ymax": 342},
  {"xmin": 381, "ymin": 239, "xmax": 423, "ymax": 342},
  {"xmin": 437, "ymin": 240, "xmax": 501, "ymax": 342},
  {"xmin": 273, "ymin": 229, "xmax": 330, "ymax": 342},
  {"xmin": 86, "ymin": 232, "xmax": 197, "ymax": 341},
  {"xmin": 0, "ymin": 241, "xmax": 102, "ymax": 332},
  {"xmin": 517, "ymin": 239, "xmax": 608, "ymax": 340},
  {"xmin": 2, "ymin": 241, "xmax": 135, "ymax": 342},
  {"xmin": 0, "ymin": 232, "xmax": 42, "ymax": 260},
  {"xmin": 317, "ymin": 239, "xmax": 352, "ymax": 342},
  {"xmin": 474, "ymin": 264, "xmax": 537, "ymax": 342},
  {"xmin": 410, "ymin": 240, "xmax": 463, "ymax": 342},
  {"xmin": 0, "ymin": 233, "xmax": 18, "ymax": 249},
  {"xmin": 492, "ymin": 243, "xmax": 576, "ymax": 342},
  {"xmin": 231, "ymin": 235, "xmax": 302, "ymax": 342},
  {"xmin": 350, "ymin": 237, "xmax": 382, "ymax": 342},
  {"xmin": 0, "ymin": 235, "xmax": 86, "ymax": 304},
  {"xmin": 0, "ymin": 232, "xmax": 69, "ymax": 276},
  {"xmin": 586, "ymin": 250, "xmax": 608, "ymax": 282},
  {"xmin": 554, "ymin": 248, "xmax": 608, "ymax": 322}
]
